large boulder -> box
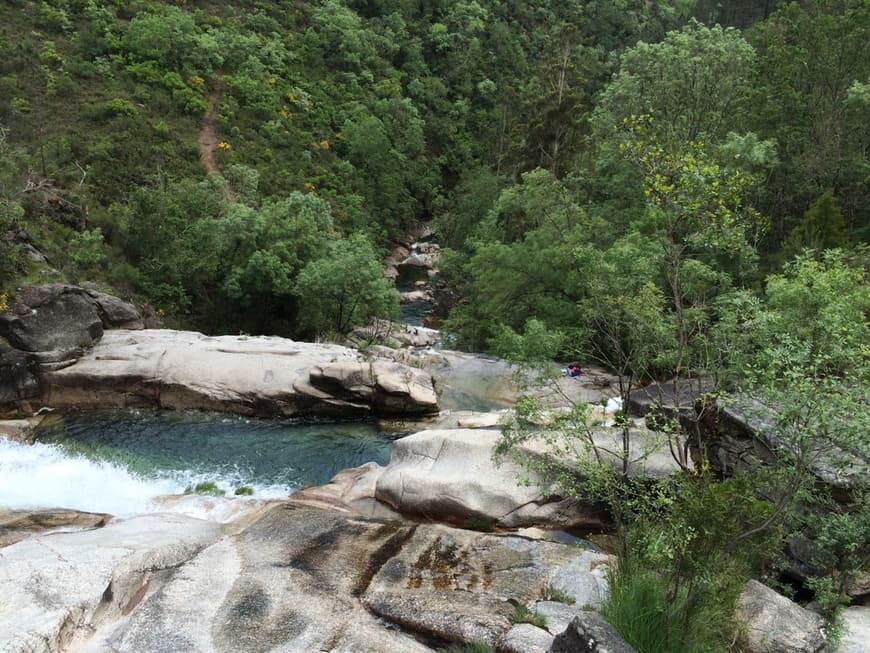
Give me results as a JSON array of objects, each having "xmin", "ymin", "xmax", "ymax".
[
  {"xmin": 373, "ymin": 429, "xmax": 608, "ymax": 529},
  {"xmin": 0, "ymin": 284, "xmax": 102, "ymax": 352},
  {"xmin": 549, "ymin": 613, "xmax": 637, "ymax": 653},
  {"xmin": 84, "ymin": 288, "xmax": 144, "ymax": 329},
  {"xmin": 45, "ymin": 329, "xmax": 439, "ymax": 418},
  {"xmin": 698, "ymin": 395, "xmax": 867, "ymax": 498},
  {"xmin": 736, "ymin": 580, "xmax": 827, "ymax": 653},
  {"xmin": 0, "ymin": 285, "xmax": 144, "ymax": 410},
  {"xmin": 0, "ymin": 337, "xmax": 41, "ymax": 406},
  {"xmin": 0, "ymin": 284, "xmax": 132, "ymax": 352}
]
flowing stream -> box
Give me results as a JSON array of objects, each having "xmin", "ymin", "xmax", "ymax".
[{"xmin": 0, "ymin": 410, "xmax": 395, "ymax": 517}]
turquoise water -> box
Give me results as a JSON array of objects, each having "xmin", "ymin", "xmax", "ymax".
[
  {"xmin": 34, "ymin": 410, "xmax": 394, "ymax": 490},
  {"xmin": 0, "ymin": 410, "xmax": 397, "ymax": 515}
]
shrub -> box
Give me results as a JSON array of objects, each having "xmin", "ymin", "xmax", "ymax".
[
  {"xmin": 511, "ymin": 604, "xmax": 547, "ymax": 628},
  {"xmin": 234, "ymin": 486, "xmax": 254, "ymax": 496},
  {"xmin": 184, "ymin": 481, "xmax": 225, "ymax": 496}
]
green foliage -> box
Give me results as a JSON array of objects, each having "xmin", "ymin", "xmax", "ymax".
[
  {"xmin": 784, "ymin": 191, "xmax": 847, "ymax": 257},
  {"xmin": 295, "ymin": 234, "xmax": 399, "ymax": 335},
  {"xmin": 511, "ymin": 604, "xmax": 547, "ymax": 628},
  {"xmin": 69, "ymin": 227, "xmax": 106, "ymax": 270},
  {"xmin": 234, "ymin": 486, "xmax": 254, "ymax": 496},
  {"xmin": 593, "ymin": 21, "xmax": 756, "ymax": 143},
  {"xmin": 542, "ymin": 584, "xmax": 575, "ymax": 605},
  {"xmin": 184, "ymin": 481, "xmax": 225, "ymax": 497},
  {"xmin": 601, "ymin": 555, "xmax": 732, "ymax": 653}
]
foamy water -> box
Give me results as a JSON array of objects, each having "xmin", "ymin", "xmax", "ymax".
[{"xmin": 0, "ymin": 437, "xmax": 288, "ymax": 518}]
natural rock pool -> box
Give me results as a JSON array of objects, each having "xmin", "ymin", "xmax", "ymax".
[{"xmin": 0, "ymin": 410, "xmax": 396, "ymax": 517}]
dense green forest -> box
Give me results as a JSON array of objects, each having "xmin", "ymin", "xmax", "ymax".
[
  {"xmin": 0, "ymin": 0, "xmax": 866, "ymax": 339},
  {"xmin": 1, "ymin": 2, "xmax": 868, "ymax": 650}
]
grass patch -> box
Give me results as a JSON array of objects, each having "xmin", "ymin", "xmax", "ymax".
[
  {"xmin": 600, "ymin": 556, "xmax": 734, "ymax": 653},
  {"xmin": 511, "ymin": 604, "xmax": 547, "ymax": 628},
  {"xmin": 234, "ymin": 486, "xmax": 254, "ymax": 496},
  {"xmin": 542, "ymin": 584, "xmax": 576, "ymax": 604},
  {"xmin": 436, "ymin": 643, "xmax": 494, "ymax": 653},
  {"xmin": 184, "ymin": 481, "xmax": 225, "ymax": 496}
]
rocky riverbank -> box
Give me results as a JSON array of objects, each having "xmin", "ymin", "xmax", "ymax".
[{"xmin": 0, "ymin": 284, "xmax": 438, "ymax": 418}]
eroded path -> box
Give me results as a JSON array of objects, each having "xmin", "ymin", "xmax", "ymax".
[{"xmin": 198, "ymin": 77, "xmax": 224, "ymax": 176}]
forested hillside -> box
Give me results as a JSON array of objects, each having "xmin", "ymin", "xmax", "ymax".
[
  {"xmin": 1, "ymin": 2, "xmax": 868, "ymax": 650},
  {"xmin": 1, "ymin": 0, "xmax": 866, "ymax": 340}
]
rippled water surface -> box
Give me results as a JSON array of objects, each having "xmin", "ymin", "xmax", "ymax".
[{"xmin": 1, "ymin": 410, "xmax": 395, "ymax": 516}]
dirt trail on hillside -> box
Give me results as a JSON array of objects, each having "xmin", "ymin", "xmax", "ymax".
[{"xmin": 198, "ymin": 78, "xmax": 224, "ymax": 176}]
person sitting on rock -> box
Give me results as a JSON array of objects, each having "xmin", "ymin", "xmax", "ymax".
[{"xmin": 566, "ymin": 363, "xmax": 582, "ymax": 378}]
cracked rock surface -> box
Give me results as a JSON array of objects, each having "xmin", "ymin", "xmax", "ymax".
[{"xmin": 0, "ymin": 503, "xmax": 614, "ymax": 653}]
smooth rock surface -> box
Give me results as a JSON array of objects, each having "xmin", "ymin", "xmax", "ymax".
[
  {"xmin": 0, "ymin": 507, "xmax": 111, "ymax": 547},
  {"xmin": 1, "ymin": 501, "xmax": 614, "ymax": 653},
  {"xmin": 497, "ymin": 623, "xmax": 554, "ymax": 653},
  {"xmin": 736, "ymin": 580, "xmax": 826, "ymax": 653},
  {"xmin": 836, "ymin": 606, "xmax": 870, "ymax": 653},
  {"xmin": 78, "ymin": 505, "xmax": 431, "ymax": 653},
  {"xmin": 549, "ymin": 613, "xmax": 637, "ymax": 653},
  {"xmin": 0, "ymin": 513, "xmax": 222, "ymax": 653},
  {"xmin": 373, "ymin": 429, "xmax": 604, "ymax": 528},
  {"xmin": 44, "ymin": 329, "xmax": 438, "ymax": 417}
]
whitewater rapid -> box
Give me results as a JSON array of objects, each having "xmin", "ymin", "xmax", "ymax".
[{"xmin": 0, "ymin": 437, "xmax": 288, "ymax": 518}]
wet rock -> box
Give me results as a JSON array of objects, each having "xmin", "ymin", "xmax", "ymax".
[
  {"xmin": 45, "ymin": 330, "xmax": 439, "ymax": 418},
  {"xmin": 549, "ymin": 613, "xmax": 637, "ymax": 653},
  {"xmin": 0, "ymin": 507, "xmax": 111, "ymax": 547},
  {"xmin": 0, "ymin": 416, "xmax": 43, "ymax": 443},
  {"xmin": 288, "ymin": 462, "xmax": 404, "ymax": 520},
  {"xmin": 736, "ymin": 580, "xmax": 826, "ymax": 653}
]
